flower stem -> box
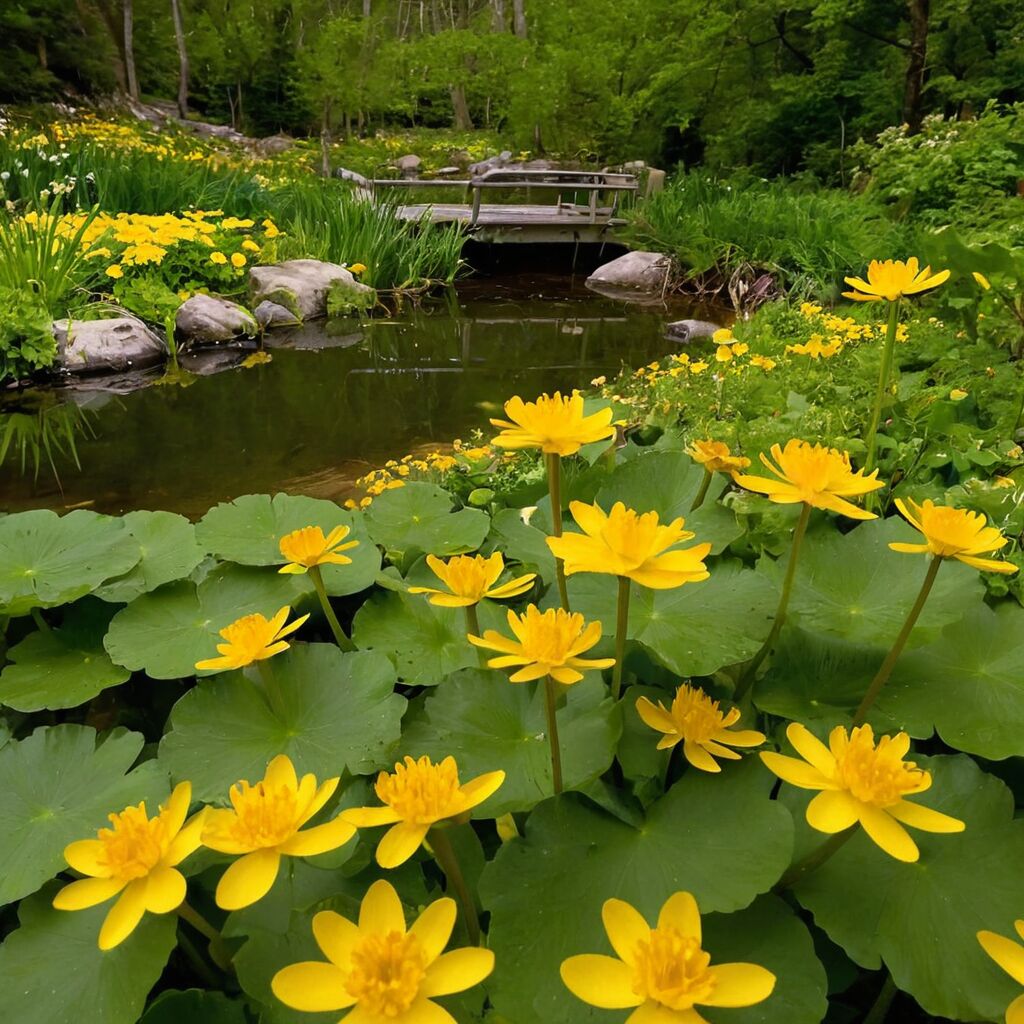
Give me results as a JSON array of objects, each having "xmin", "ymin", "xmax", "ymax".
[
  {"xmin": 544, "ymin": 675, "xmax": 564, "ymax": 795},
  {"xmin": 690, "ymin": 469, "xmax": 713, "ymax": 511},
  {"xmin": 176, "ymin": 900, "xmax": 233, "ymax": 972},
  {"xmin": 610, "ymin": 575, "xmax": 631, "ymax": 701},
  {"xmin": 864, "ymin": 974, "xmax": 898, "ymax": 1024},
  {"xmin": 255, "ymin": 658, "xmax": 287, "ymax": 718},
  {"xmin": 853, "ymin": 556, "xmax": 942, "ymax": 725},
  {"xmin": 464, "ymin": 603, "xmax": 487, "ymax": 667},
  {"xmin": 774, "ymin": 827, "xmax": 856, "ymax": 891},
  {"xmin": 308, "ymin": 565, "xmax": 355, "ymax": 651},
  {"xmin": 864, "ymin": 298, "xmax": 901, "ymax": 478},
  {"xmin": 30, "ymin": 607, "xmax": 51, "ymax": 633},
  {"xmin": 545, "ymin": 452, "xmax": 571, "ymax": 612},
  {"xmin": 735, "ymin": 503, "xmax": 812, "ymax": 700},
  {"xmin": 428, "ymin": 827, "xmax": 480, "ymax": 946}
]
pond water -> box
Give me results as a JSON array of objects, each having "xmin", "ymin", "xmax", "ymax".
[{"xmin": 0, "ymin": 274, "xmax": 707, "ymax": 518}]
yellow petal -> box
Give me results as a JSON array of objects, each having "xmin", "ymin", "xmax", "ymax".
[
  {"xmin": 886, "ymin": 799, "xmax": 965, "ymax": 834},
  {"xmin": 376, "ymin": 821, "xmax": 430, "ymax": 868},
  {"xmin": 786, "ymin": 723, "xmax": 837, "ymax": 776},
  {"xmin": 265, "ymin": 754, "xmax": 298, "ymax": 792},
  {"xmin": 342, "ymin": 805, "xmax": 402, "ymax": 828},
  {"xmin": 627, "ymin": 1002, "xmax": 699, "ymax": 1024},
  {"xmin": 271, "ymin": 961, "xmax": 355, "ymax": 1012},
  {"xmin": 313, "ymin": 910, "xmax": 361, "ymax": 967},
  {"xmin": 64, "ymin": 839, "xmax": 112, "ymax": 878},
  {"xmin": 215, "ymin": 848, "xmax": 282, "ymax": 910},
  {"xmin": 806, "ymin": 790, "xmax": 859, "ymax": 834},
  {"xmin": 410, "ymin": 897, "xmax": 457, "ymax": 963},
  {"xmin": 99, "ymin": 879, "xmax": 148, "ymax": 950},
  {"xmin": 161, "ymin": 781, "xmax": 192, "ymax": 837},
  {"xmin": 422, "ymin": 947, "xmax": 495, "ymax": 996},
  {"xmin": 759, "ymin": 751, "xmax": 833, "ymax": 790},
  {"xmin": 560, "ymin": 954, "xmax": 645, "ymax": 1009},
  {"xmin": 297, "ymin": 776, "xmax": 340, "ymax": 826},
  {"xmin": 700, "ymin": 962, "xmax": 776, "ymax": 1007},
  {"xmin": 1007, "ymin": 992, "xmax": 1024, "ymax": 1024},
  {"xmin": 166, "ymin": 809, "xmax": 207, "ymax": 866},
  {"xmin": 683, "ymin": 740, "xmax": 721, "ymax": 773},
  {"xmin": 53, "ymin": 876, "xmax": 125, "ymax": 911},
  {"xmin": 635, "ymin": 697, "xmax": 674, "ymax": 734},
  {"xmin": 278, "ymin": 816, "xmax": 356, "ymax": 857},
  {"xmin": 359, "ymin": 878, "xmax": 406, "ymax": 933},
  {"xmin": 857, "ymin": 805, "xmax": 919, "ymax": 862},
  {"xmin": 657, "ymin": 891, "xmax": 701, "ymax": 943},
  {"xmin": 143, "ymin": 866, "xmax": 186, "ymax": 913},
  {"xmin": 978, "ymin": 931, "xmax": 1024, "ymax": 987},
  {"xmin": 602, "ymin": 898, "xmax": 651, "ymax": 966},
  {"xmin": 956, "ymin": 553, "xmax": 1017, "ymax": 574}
]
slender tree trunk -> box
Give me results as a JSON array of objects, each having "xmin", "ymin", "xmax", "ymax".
[
  {"xmin": 513, "ymin": 0, "xmax": 527, "ymax": 38},
  {"xmin": 92, "ymin": 0, "xmax": 128, "ymax": 91},
  {"xmin": 170, "ymin": 0, "xmax": 189, "ymax": 118},
  {"xmin": 363, "ymin": 0, "xmax": 372, "ymax": 16},
  {"xmin": 123, "ymin": 0, "xmax": 139, "ymax": 99},
  {"xmin": 902, "ymin": 0, "xmax": 929, "ymax": 133},
  {"xmin": 450, "ymin": 84, "xmax": 474, "ymax": 129},
  {"xmin": 37, "ymin": 35, "xmax": 48, "ymax": 70},
  {"xmin": 320, "ymin": 99, "xmax": 333, "ymax": 177},
  {"xmin": 491, "ymin": 0, "xmax": 506, "ymax": 30}
]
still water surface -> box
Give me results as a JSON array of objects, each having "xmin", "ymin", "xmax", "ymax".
[{"xmin": 0, "ymin": 275, "xmax": 700, "ymax": 517}]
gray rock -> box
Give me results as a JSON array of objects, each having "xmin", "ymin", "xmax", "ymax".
[
  {"xmin": 395, "ymin": 154, "xmax": 422, "ymax": 178},
  {"xmin": 468, "ymin": 151, "xmax": 513, "ymax": 176},
  {"xmin": 434, "ymin": 166, "xmax": 462, "ymax": 176},
  {"xmin": 175, "ymin": 294, "xmax": 257, "ymax": 347},
  {"xmin": 335, "ymin": 165, "xmax": 370, "ymax": 187},
  {"xmin": 254, "ymin": 300, "xmax": 301, "ymax": 329},
  {"xmin": 53, "ymin": 315, "xmax": 166, "ymax": 374},
  {"xmin": 665, "ymin": 319, "xmax": 724, "ymax": 343},
  {"xmin": 249, "ymin": 259, "xmax": 376, "ymax": 321},
  {"xmin": 255, "ymin": 133, "xmax": 293, "ymax": 156},
  {"xmin": 585, "ymin": 251, "xmax": 673, "ymax": 295}
]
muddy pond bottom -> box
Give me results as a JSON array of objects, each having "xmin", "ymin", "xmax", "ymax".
[{"xmin": 0, "ymin": 275, "xmax": 704, "ymax": 518}]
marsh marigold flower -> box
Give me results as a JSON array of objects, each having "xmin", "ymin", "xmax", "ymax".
[
  {"xmin": 490, "ymin": 391, "xmax": 615, "ymax": 456},
  {"xmin": 272, "ymin": 878, "xmax": 494, "ymax": 1024},
  {"xmin": 231, "ymin": 252, "xmax": 246, "ymax": 268},
  {"xmin": 786, "ymin": 336, "xmax": 843, "ymax": 359},
  {"xmin": 973, "ymin": 272, "xmax": 992, "ymax": 291},
  {"xmin": 195, "ymin": 605, "xmax": 308, "ymax": 672},
  {"xmin": 843, "ymin": 258, "xmax": 949, "ymax": 302},
  {"xmin": 734, "ymin": 440, "xmax": 882, "ymax": 520},
  {"xmin": 469, "ymin": 604, "xmax": 615, "ymax": 683},
  {"xmin": 278, "ymin": 524, "xmax": 359, "ymax": 574},
  {"xmin": 53, "ymin": 781, "xmax": 203, "ymax": 950},
  {"xmin": 210, "ymin": 250, "xmax": 228, "ymax": 265},
  {"xmin": 105, "ymin": 264, "xmax": 123, "ymax": 279},
  {"xmin": 547, "ymin": 501, "xmax": 711, "ymax": 588},
  {"xmin": 760, "ymin": 723, "xmax": 964, "ymax": 862},
  {"xmin": 890, "ymin": 498, "xmax": 1017, "ymax": 574},
  {"xmin": 686, "ymin": 439, "xmax": 751, "ymax": 476},
  {"xmin": 408, "ymin": 552, "xmax": 535, "ymax": 607},
  {"xmin": 202, "ymin": 755, "xmax": 354, "ymax": 910},
  {"xmin": 636, "ymin": 684, "xmax": 765, "ymax": 772},
  {"xmin": 561, "ymin": 891, "xmax": 775, "ymax": 1020},
  {"xmin": 977, "ymin": 922, "xmax": 1024, "ymax": 1024},
  {"xmin": 343, "ymin": 755, "xmax": 504, "ymax": 868}
]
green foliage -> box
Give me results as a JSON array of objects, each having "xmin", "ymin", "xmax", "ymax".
[{"xmin": 0, "ymin": 285, "xmax": 55, "ymax": 380}]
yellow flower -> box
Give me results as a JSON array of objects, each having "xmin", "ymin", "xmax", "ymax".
[
  {"xmin": 195, "ymin": 606, "xmax": 309, "ymax": 672},
  {"xmin": 342, "ymin": 756, "xmax": 505, "ymax": 868},
  {"xmin": 712, "ymin": 328, "xmax": 734, "ymax": 343},
  {"xmin": 686, "ymin": 439, "xmax": 751, "ymax": 475},
  {"xmin": 800, "ymin": 302, "xmax": 823, "ymax": 316},
  {"xmin": 468, "ymin": 604, "xmax": 615, "ymax": 684},
  {"xmin": 734, "ymin": 440, "xmax": 883, "ymax": 520},
  {"xmin": 561, "ymin": 892, "xmax": 775, "ymax": 1018},
  {"xmin": 278, "ymin": 525, "xmax": 359, "ymax": 574},
  {"xmin": 231, "ymin": 252, "xmax": 247, "ymax": 268},
  {"xmin": 890, "ymin": 497, "xmax": 1018, "ymax": 574},
  {"xmin": 349, "ymin": 262, "xmax": 367, "ymax": 274},
  {"xmin": 760, "ymin": 723, "xmax": 964, "ymax": 862},
  {"xmin": 786, "ymin": 336, "xmax": 843, "ymax": 359},
  {"xmin": 973, "ymin": 271, "xmax": 992, "ymax": 291},
  {"xmin": 262, "ymin": 218, "xmax": 280, "ymax": 238},
  {"xmin": 750, "ymin": 354, "xmax": 776, "ymax": 371},
  {"xmin": 635, "ymin": 684, "xmax": 765, "ymax": 772},
  {"xmin": 242, "ymin": 239, "xmax": 261, "ymax": 252},
  {"xmin": 202, "ymin": 755, "xmax": 354, "ymax": 910},
  {"xmin": 689, "ymin": 360, "xmax": 709, "ymax": 374},
  {"xmin": 842, "ymin": 258, "xmax": 950, "ymax": 302},
  {"xmin": 490, "ymin": 391, "xmax": 615, "ymax": 456},
  {"xmin": 210, "ymin": 251, "xmax": 228, "ymax": 265},
  {"xmin": 272, "ymin": 879, "xmax": 494, "ymax": 1023},
  {"xmin": 715, "ymin": 344, "xmax": 734, "ymax": 362},
  {"xmin": 221, "ymin": 216, "xmax": 255, "ymax": 229},
  {"xmin": 977, "ymin": 922, "xmax": 1024, "ymax": 1024},
  {"xmin": 105, "ymin": 264, "xmax": 123, "ymax": 279},
  {"xmin": 949, "ymin": 388, "xmax": 968, "ymax": 401},
  {"xmin": 52, "ymin": 782, "xmax": 203, "ymax": 949},
  {"xmin": 547, "ymin": 501, "xmax": 711, "ymax": 588},
  {"xmin": 408, "ymin": 552, "xmax": 535, "ymax": 607}
]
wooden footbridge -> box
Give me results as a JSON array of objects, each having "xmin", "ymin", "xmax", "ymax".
[{"xmin": 371, "ymin": 168, "xmax": 644, "ymax": 244}]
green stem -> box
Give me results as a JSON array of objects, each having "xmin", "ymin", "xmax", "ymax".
[
  {"xmin": 175, "ymin": 926, "xmax": 222, "ymax": 988},
  {"xmin": 735, "ymin": 503, "xmax": 812, "ymax": 700},
  {"xmin": 464, "ymin": 603, "xmax": 487, "ymax": 667},
  {"xmin": 545, "ymin": 452, "xmax": 571, "ymax": 611},
  {"xmin": 309, "ymin": 565, "xmax": 355, "ymax": 651},
  {"xmin": 255, "ymin": 658, "xmax": 287, "ymax": 718},
  {"xmin": 853, "ymin": 557, "xmax": 942, "ymax": 725},
  {"xmin": 864, "ymin": 974, "xmax": 898, "ymax": 1024},
  {"xmin": 30, "ymin": 607, "xmax": 52, "ymax": 633},
  {"xmin": 864, "ymin": 298, "xmax": 901, "ymax": 478},
  {"xmin": 690, "ymin": 469, "xmax": 713, "ymax": 511},
  {"xmin": 544, "ymin": 675, "xmax": 564, "ymax": 794},
  {"xmin": 610, "ymin": 575, "xmax": 631, "ymax": 701},
  {"xmin": 603, "ymin": 440, "xmax": 617, "ymax": 472},
  {"xmin": 176, "ymin": 900, "xmax": 233, "ymax": 972},
  {"xmin": 428, "ymin": 827, "xmax": 480, "ymax": 945},
  {"xmin": 774, "ymin": 827, "xmax": 856, "ymax": 891},
  {"xmin": 1012, "ymin": 379, "xmax": 1024, "ymax": 434}
]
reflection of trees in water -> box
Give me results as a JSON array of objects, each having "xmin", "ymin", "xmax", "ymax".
[{"xmin": 0, "ymin": 394, "xmax": 95, "ymax": 488}]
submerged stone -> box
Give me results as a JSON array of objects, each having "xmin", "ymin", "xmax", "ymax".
[{"xmin": 665, "ymin": 319, "xmax": 724, "ymax": 343}]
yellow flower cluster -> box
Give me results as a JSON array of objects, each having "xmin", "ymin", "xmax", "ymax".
[{"xmin": 794, "ymin": 302, "xmax": 910, "ymax": 360}]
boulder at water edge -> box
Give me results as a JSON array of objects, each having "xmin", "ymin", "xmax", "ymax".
[
  {"xmin": 175, "ymin": 294, "xmax": 257, "ymax": 346},
  {"xmin": 254, "ymin": 300, "xmax": 301, "ymax": 329},
  {"xmin": 53, "ymin": 315, "xmax": 166, "ymax": 374},
  {"xmin": 586, "ymin": 251, "xmax": 673, "ymax": 295},
  {"xmin": 665, "ymin": 319, "xmax": 724, "ymax": 343},
  {"xmin": 249, "ymin": 259, "xmax": 376, "ymax": 321}
]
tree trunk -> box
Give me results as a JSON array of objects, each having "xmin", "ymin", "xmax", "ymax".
[
  {"xmin": 123, "ymin": 0, "xmax": 139, "ymax": 100},
  {"xmin": 363, "ymin": 0, "xmax": 372, "ymax": 16},
  {"xmin": 92, "ymin": 0, "xmax": 128, "ymax": 91},
  {"xmin": 170, "ymin": 0, "xmax": 189, "ymax": 118},
  {"xmin": 491, "ymin": 0, "xmax": 505, "ymax": 30},
  {"xmin": 450, "ymin": 84, "xmax": 474, "ymax": 129},
  {"xmin": 37, "ymin": 35, "xmax": 48, "ymax": 70},
  {"xmin": 512, "ymin": 0, "xmax": 526, "ymax": 38},
  {"xmin": 320, "ymin": 99, "xmax": 333, "ymax": 177},
  {"xmin": 902, "ymin": 0, "xmax": 929, "ymax": 133}
]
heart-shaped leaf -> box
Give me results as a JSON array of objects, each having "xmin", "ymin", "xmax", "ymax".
[{"xmin": 365, "ymin": 482, "xmax": 489, "ymax": 557}]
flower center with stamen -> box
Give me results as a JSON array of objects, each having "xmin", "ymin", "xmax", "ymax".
[
  {"xmin": 916, "ymin": 505, "xmax": 983, "ymax": 555},
  {"xmin": 784, "ymin": 445, "xmax": 849, "ymax": 492},
  {"xmin": 227, "ymin": 781, "xmax": 299, "ymax": 847},
  {"xmin": 345, "ymin": 930, "xmax": 426, "ymax": 1016},
  {"xmin": 280, "ymin": 526, "xmax": 329, "ymax": 565},
  {"xmin": 441, "ymin": 557, "xmax": 490, "ymax": 600},
  {"xmin": 220, "ymin": 613, "xmax": 277, "ymax": 656},
  {"xmin": 98, "ymin": 803, "xmax": 166, "ymax": 881},
  {"xmin": 518, "ymin": 609, "xmax": 587, "ymax": 665},
  {"xmin": 631, "ymin": 927, "xmax": 716, "ymax": 1010},
  {"xmin": 834, "ymin": 728, "xmax": 926, "ymax": 806},
  {"xmin": 376, "ymin": 757, "xmax": 461, "ymax": 823},
  {"xmin": 670, "ymin": 686, "xmax": 729, "ymax": 744}
]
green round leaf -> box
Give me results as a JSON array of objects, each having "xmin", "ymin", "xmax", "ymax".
[
  {"xmin": 0, "ymin": 886, "xmax": 177, "ymax": 1024},
  {"xmin": 0, "ymin": 724, "xmax": 167, "ymax": 905},
  {"xmin": 365, "ymin": 482, "xmax": 489, "ymax": 556},
  {"xmin": 0, "ymin": 510, "xmax": 140, "ymax": 617},
  {"xmin": 139, "ymin": 991, "xmax": 248, "ymax": 1024},
  {"xmin": 104, "ymin": 563, "xmax": 314, "ymax": 680},
  {"xmin": 159, "ymin": 645, "xmax": 406, "ymax": 801},
  {"xmin": 400, "ymin": 670, "xmax": 622, "ymax": 815},
  {"xmin": 485, "ymin": 508, "xmax": 557, "ymax": 579},
  {"xmin": 480, "ymin": 760, "xmax": 794, "ymax": 1022},
  {"xmin": 93, "ymin": 511, "xmax": 206, "ymax": 604},
  {"xmin": 195, "ymin": 493, "xmax": 380, "ymax": 596},
  {"xmin": 0, "ymin": 599, "xmax": 130, "ymax": 712},
  {"xmin": 794, "ymin": 754, "xmax": 1024, "ymax": 1021}
]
